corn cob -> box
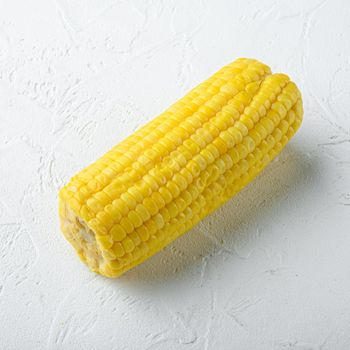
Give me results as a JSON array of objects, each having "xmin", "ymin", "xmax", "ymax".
[{"xmin": 59, "ymin": 58, "xmax": 303, "ymax": 278}]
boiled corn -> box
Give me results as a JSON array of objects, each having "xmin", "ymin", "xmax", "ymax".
[{"xmin": 59, "ymin": 58, "xmax": 303, "ymax": 278}]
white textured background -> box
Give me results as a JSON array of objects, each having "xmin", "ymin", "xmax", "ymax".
[{"xmin": 1, "ymin": 0, "xmax": 350, "ymax": 349}]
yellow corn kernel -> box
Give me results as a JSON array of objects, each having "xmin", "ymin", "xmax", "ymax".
[
  {"xmin": 110, "ymin": 224, "xmax": 127, "ymax": 241},
  {"xmin": 122, "ymin": 238, "xmax": 135, "ymax": 254}
]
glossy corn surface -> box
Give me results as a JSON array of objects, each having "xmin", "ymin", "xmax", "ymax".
[{"xmin": 59, "ymin": 58, "xmax": 303, "ymax": 277}]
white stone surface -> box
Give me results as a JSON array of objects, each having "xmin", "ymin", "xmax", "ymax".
[{"xmin": 0, "ymin": 0, "xmax": 350, "ymax": 349}]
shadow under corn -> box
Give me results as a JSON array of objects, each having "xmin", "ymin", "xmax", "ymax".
[{"xmin": 113, "ymin": 143, "xmax": 318, "ymax": 285}]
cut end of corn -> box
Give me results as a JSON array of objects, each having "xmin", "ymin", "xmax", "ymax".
[{"xmin": 58, "ymin": 58, "xmax": 303, "ymax": 278}]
